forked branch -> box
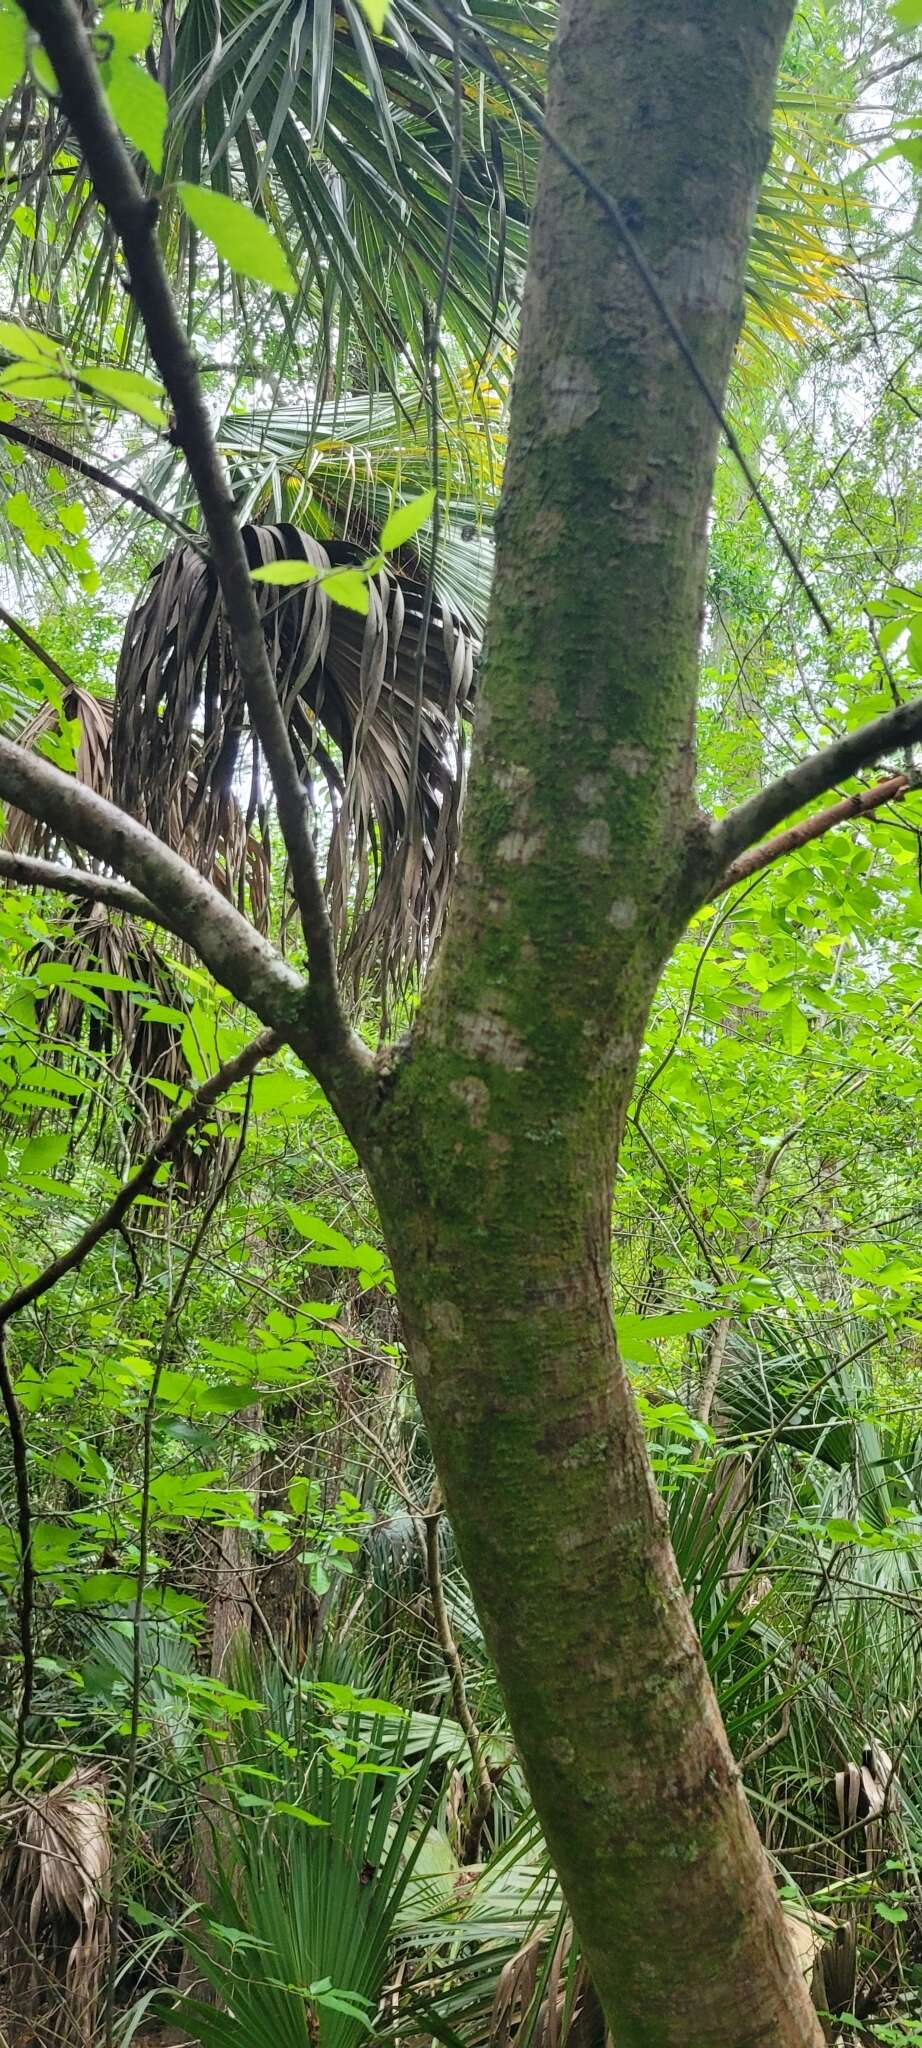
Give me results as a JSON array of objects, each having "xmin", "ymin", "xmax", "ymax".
[
  {"xmin": 708, "ymin": 694, "xmax": 922, "ymax": 883},
  {"xmin": 711, "ymin": 772, "xmax": 910, "ymax": 898}
]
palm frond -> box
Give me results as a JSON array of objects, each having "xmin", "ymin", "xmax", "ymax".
[{"xmin": 112, "ymin": 524, "xmax": 478, "ymax": 990}]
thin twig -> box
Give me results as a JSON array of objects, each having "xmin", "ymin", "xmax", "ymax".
[
  {"xmin": 0, "ymin": 418, "xmax": 200, "ymax": 546},
  {"xmin": 420, "ymin": 1492, "xmax": 493, "ymax": 1864},
  {"xmin": 0, "ymin": 1029, "xmax": 277, "ymax": 1324},
  {"xmin": 709, "ymin": 698, "xmax": 922, "ymax": 880},
  {"xmin": 103, "ymin": 1076, "xmax": 258, "ymax": 2048},
  {"xmin": 0, "ymin": 604, "xmax": 85, "ymax": 696},
  {"xmin": 711, "ymin": 772, "xmax": 911, "ymax": 896}
]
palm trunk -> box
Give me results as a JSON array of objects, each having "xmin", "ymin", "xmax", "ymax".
[{"xmin": 358, "ymin": 2, "xmax": 825, "ymax": 2042}]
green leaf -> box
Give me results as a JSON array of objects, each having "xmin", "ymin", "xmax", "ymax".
[
  {"xmin": 380, "ymin": 487, "xmax": 436, "ymax": 552},
  {"xmin": 251, "ymin": 559, "xmax": 321, "ymax": 586},
  {"xmin": 12, "ymin": 203, "xmax": 35, "ymax": 240},
  {"xmin": 20, "ymin": 1131, "xmax": 69, "ymax": 1180},
  {"xmin": 77, "ymin": 362, "xmax": 167, "ymax": 426},
  {"xmin": 29, "ymin": 38, "xmax": 58, "ymax": 92},
  {"xmin": 275, "ymin": 1802, "xmax": 328, "ymax": 1826},
  {"xmin": 104, "ymin": 54, "xmax": 167, "ymax": 173},
  {"xmin": 320, "ymin": 568, "xmax": 369, "ymax": 614},
  {"xmin": 890, "ymin": 0, "xmax": 922, "ymax": 26},
  {"xmin": 57, "ymin": 502, "xmax": 86, "ymax": 536},
  {"xmin": 357, "ymin": 0, "xmax": 388, "ymax": 31},
  {"xmin": 0, "ymin": 7, "xmax": 25, "ymax": 95},
  {"xmin": 0, "ymin": 322, "xmax": 64, "ymax": 362},
  {"xmin": 97, "ymin": 5, "xmax": 155, "ymax": 54},
  {"xmin": 875, "ymin": 1900, "xmax": 909, "ymax": 1924},
  {"xmin": 0, "ymin": 365, "xmax": 71, "ymax": 402},
  {"xmin": 177, "ymin": 183, "xmax": 296, "ymax": 293}
]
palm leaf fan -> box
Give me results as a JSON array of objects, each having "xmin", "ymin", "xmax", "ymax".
[{"xmin": 112, "ymin": 525, "xmax": 478, "ymax": 991}]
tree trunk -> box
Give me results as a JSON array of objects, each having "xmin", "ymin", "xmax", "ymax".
[{"xmin": 357, "ymin": 2, "xmax": 825, "ymax": 2042}]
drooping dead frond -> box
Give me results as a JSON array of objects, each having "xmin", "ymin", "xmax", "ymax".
[
  {"xmin": 112, "ymin": 525, "xmax": 478, "ymax": 992},
  {"xmin": 5, "ymin": 687, "xmax": 269, "ymax": 928},
  {"xmin": 0, "ymin": 1766, "xmax": 110, "ymax": 2048}
]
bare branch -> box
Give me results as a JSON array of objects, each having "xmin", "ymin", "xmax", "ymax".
[
  {"xmin": 0, "ymin": 850, "xmax": 172, "ymax": 930},
  {"xmin": 19, "ymin": 0, "xmax": 356, "ymax": 1080},
  {"xmin": 707, "ymin": 696, "xmax": 922, "ymax": 879},
  {"xmin": 0, "ymin": 419, "xmax": 199, "ymax": 546},
  {"xmin": 711, "ymin": 772, "xmax": 909, "ymax": 898}
]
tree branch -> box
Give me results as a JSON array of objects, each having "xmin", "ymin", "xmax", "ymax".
[
  {"xmin": 18, "ymin": 0, "xmax": 356, "ymax": 1080},
  {"xmin": 711, "ymin": 772, "xmax": 909, "ymax": 898},
  {"xmin": 0, "ymin": 603, "xmax": 84, "ymax": 696},
  {"xmin": 0, "ymin": 849, "xmax": 172, "ymax": 931},
  {"xmin": 0, "ymin": 419, "xmax": 199, "ymax": 546},
  {"xmin": 0, "ymin": 1027, "xmax": 277, "ymax": 1325},
  {"xmin": 0, "ymin": 735, "xmax": 311, "ymax": 1044},
  {"xmin": 707, "ymin": 696, "xmax": 922, "ymax": 880}
]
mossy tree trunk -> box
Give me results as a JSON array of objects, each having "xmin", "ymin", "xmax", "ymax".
[{"xmin": 360, "ymin": 2, "xmax": 825, "ymax": 2043}]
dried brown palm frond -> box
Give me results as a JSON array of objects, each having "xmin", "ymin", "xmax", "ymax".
[
  {"xmin": 492, "ymin": 1923, "xmax": 607, "ymax": 2048},
  {"xmin": 112, "ymin": 525, "xmax": 478, "ymax": 992},
  {"xmin": 490, "ymin": 1905, "xmax": 843, "ymax": 2048},
  {"xmin": 0, "ymin": 1766, "xmax": 110, "ymax": 2048},
  {"xmin": 5, "ymin": 687, "xmax": 269, "ymax": 929}
]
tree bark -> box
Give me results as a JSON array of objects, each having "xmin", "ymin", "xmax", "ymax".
[{"xmin": 360, "ymin": 3, "xmax": 824, "ymax": 2043}]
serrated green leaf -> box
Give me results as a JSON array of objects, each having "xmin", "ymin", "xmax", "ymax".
[
  {"xmin": 251, "ymin": 559, "xmax": 321, "ymax": 585},
  {"xmin": 57, "ymin": 501, "xmax": 86, "ymax": 536},
  {"xmin": 178, "ymin": 183, "xmax": 296, "ymax": 292},
  {"xmin": 320, "ymin": 567, "xmax": 369, "ymax": 614},
  {"xmin": 98, "ymin": 5, "xmax": 155, "ymax": 54},
  {"xmin": 380, "ymin": 488, "xmax": 436, "ymax": 552},
  {"xmin": 104, "ymin": 54, "xmax": 167, "ymax": 173},
  {"xmin": 0, "ymin": 7, "xmax": 25, "ymax": 95}
]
